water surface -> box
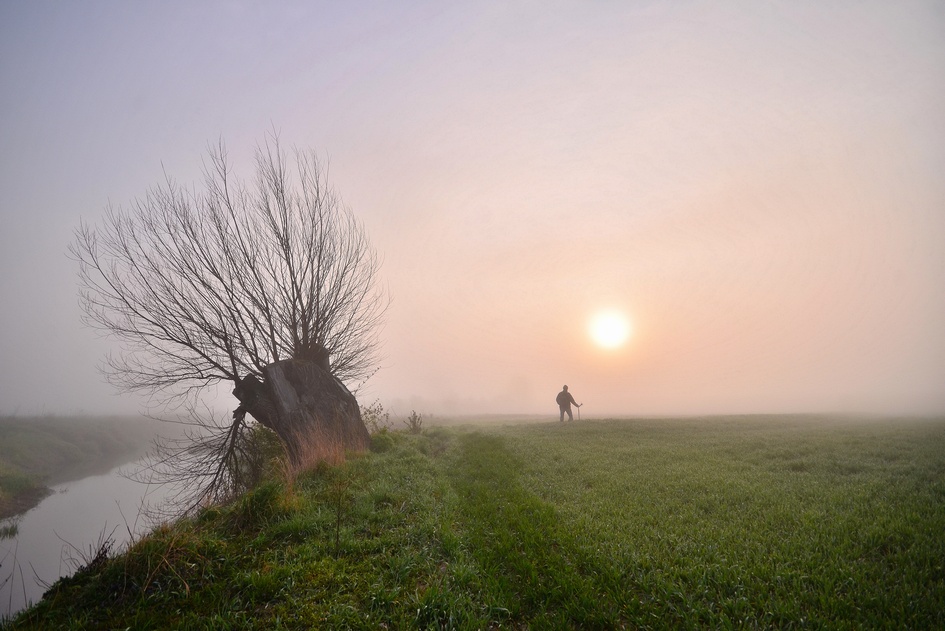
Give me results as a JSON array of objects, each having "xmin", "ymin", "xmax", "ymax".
[{"xmin": 1, "ymin": 460, "xmax": 175, "ymax": 618}]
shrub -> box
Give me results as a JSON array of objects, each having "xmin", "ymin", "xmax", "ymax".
[
  {"xmin": 407, "ymin": 410, "xmax": 423, "ymax": 434},
  {"xmin": 360, "ymin": 399, "xmax": 392, "ymax": 435}
]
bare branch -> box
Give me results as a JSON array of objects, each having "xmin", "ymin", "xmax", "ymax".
[
  {"xmin": 72, "ymin": 135, "xmax": 389, "ymax": 511},
  {"xmin": 71, "ymin": 136, "xmax": 389, "ymax": 400}
]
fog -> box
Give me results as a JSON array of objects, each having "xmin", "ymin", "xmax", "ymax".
[{"xmin": 1, "ymin": 1, "xmax": 943, "ymax": 418}]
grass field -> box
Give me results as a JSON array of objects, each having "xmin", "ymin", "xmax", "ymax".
[{"xmin": 5, "ymin": 415, "xmax": 944, "ymax": 629}]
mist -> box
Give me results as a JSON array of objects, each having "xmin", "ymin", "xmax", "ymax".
[{"xmin": 1, "ymin": 1, "xmax": 943, "ymax": 418}]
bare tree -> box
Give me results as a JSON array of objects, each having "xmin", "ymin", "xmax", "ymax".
[{"xmin": 71, "ymin": 135, "xmax": 388, "ymax": 512}]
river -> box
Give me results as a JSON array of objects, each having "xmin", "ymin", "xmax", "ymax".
[{"xmin": 0, "ymin": 459, "xmax": 176, "ymax": 618}]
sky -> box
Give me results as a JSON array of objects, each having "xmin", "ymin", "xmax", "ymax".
[{"xmin": 1, "ymin": 1, "xmax": 943, "ymax": 418}]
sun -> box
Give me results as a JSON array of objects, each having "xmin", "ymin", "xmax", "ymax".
[{"xmin": 588, "ymin": 310, "xmax": 631, "ymax": 349}]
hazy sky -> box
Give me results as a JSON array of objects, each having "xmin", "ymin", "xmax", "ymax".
[{"xmin": 1, "ymin": 1, "xmax": 943, "ymax": 418}]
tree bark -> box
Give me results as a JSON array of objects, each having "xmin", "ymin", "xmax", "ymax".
[{"xmin": 232, "ymin": 359, "xmax": 369, "ymax": 466}]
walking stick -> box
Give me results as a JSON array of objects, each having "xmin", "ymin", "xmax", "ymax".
[{"xmin": 578, "ymin": 404, "xmax": 582, "ymax": 421}]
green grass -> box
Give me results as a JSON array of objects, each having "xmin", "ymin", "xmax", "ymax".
[
  {"xmin": 498, "ymin": 416, "xmax": 945, "ymax": 628},
  {"xmin": 0, "ymin": 462, "xmax": 48, "ymax": 521},
  {"xmin": 5, "ymin": 416, "xmax": 944, "ymax": 629},
  {"xmin": 0, "ymin": 465, "xmax": 39, "ymax": 497}
]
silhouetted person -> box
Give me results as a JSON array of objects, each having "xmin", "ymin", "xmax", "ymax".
[{"xmin": 556, "ymin": 385, "xmax": 581, "ymax": 422}]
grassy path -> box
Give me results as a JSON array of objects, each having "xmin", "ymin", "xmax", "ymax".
[{"xmin": 445, "ymin": 432, "xmax": 624, "ymax": 628}]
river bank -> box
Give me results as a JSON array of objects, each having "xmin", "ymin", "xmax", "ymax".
[{"xmin": 0, "ymin": 415, "xmax": 175, "ymax": 520}]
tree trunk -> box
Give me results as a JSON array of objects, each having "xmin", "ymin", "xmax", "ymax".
[{"xmin": 232, "ymin": 359, "xmax": 369, "ymax": 466}]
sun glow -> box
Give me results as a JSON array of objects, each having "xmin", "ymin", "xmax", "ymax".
[{"xmin": 589, "ymin": 311, "xmax": 632, "ymax": 349}]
